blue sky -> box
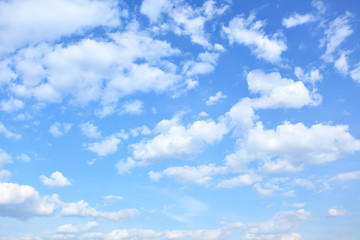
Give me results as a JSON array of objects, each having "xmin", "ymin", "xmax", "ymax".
[{"xmin": 0, "ymin": 0, "xmax": 360, "ymax": 239}]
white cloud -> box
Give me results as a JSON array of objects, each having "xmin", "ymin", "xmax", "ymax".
[
  {"xmin": 129, "ymin": 116, "xmax": 229, "ymax": 163},
  {"xmin": 320, "ymin": 12, "xmax": 353, "ymax": 62},
  {"xmin": 216, "ymin": 172, "xmax": 262, "ymax": 188},
  {"xmin": 334, "ymin": 52, "xmax": 349, "ymax": 74},
  {"xmin": 119, "ymin": 100, "xmax": 144, "ymax": 115},
  {"xmin": 183, "ymin": 52, "xmax": 219, "ymax": 77},
  {"xmin": 143, "ymin": 0, "xmax": 229, "ymax": 48},
  {"xmin": 0, "ymin": 170, "xmax": 11, "ymax": 181},
  {"xmin": 281, "ymin": 233, "xmax": 302, "ymax": 240},
  {"xmin": 247, "ymin": 70, "xmax": 321, "ymax": 109},
  {"xmin": 140, "ymin": 0, "xmax": 171, "ymax": 23},
  {"xmin": 328, "ymin": 207, "xmax": 346, "ymax": 217},
  {"xmin": 0, "ymin": 0, "xmax": 120, "ymax": 55},
  {"xmin": 103, "ymin": 195, "xmax": 124, "ymax": 201},
  {"xmin": 0, "ymin": 148, "xmax": 12, "ymax": 168},
  {"xmin": 0, "ymin": 182, "xmax": 61, "ymax": 220},
  {"xmin": 61, "ymin": 200, "xmax": 138, "ymax": 221},
  {"xmin": 330, "ymin": 170, "xmax": 360, "ymax": 182},
  {"xmin": 40, "ymin": 171, "xmax": 72, "ymax": 187},
  {"xmin": 56, "ymin": 221, "xmax": 98, "ymax": 234},
  {"xmin": 282, "ymin": 13, "xmax": 314, "ymax": 28},
  {"xmin": 49, "ymin": 122, "xmax": 72, "ymax": 137},
  {"xmin": 294, "ymin": 178, "xmax": 316, "ymax": 190},
  {"xmin": 223, "ymin": 14, "xmax": 287, "ymax": 63},
  {"xmin": 294, "ymin": 67, "xmax": 323, "ymax": 85},
  {"xmin": 80, "ymin": 122, "xmax": 102, "ymax": 139},
  {"xmin": 130, "ymin": 125, "xmax": 151, "ymax": 137},
  {"xmin": 87, "ymin": 136, "xmax": 122, "ymax": 157},
  {"xmin": 0, "ymin": 122, "xmax": 21, "ymax": 139},
  {"xmin": 0, "ymin": 60, "xmax": 17, "ymax": 85},
  {"xmin": 0, "ymin": 98, "xmax": 24, "ymax": 112},
  {"xmin": 206, "ymin": 91, "xmax": 227, "ymax": 106},
  {"xmin": 225, "ymin": 122, "xmax": 360, "ymax": 172},
  {"xmin": 149, "ymin": 164, "xmax": 227, "ymax": 186},
  {"xmin": 17, "ymin": 154, "xmax": 31, "ymax": 162},
  {"xmin": 350, "ymin": 64, "xmax": 360, "ymax": 84}
]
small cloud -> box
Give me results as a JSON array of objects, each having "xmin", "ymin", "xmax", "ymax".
[
  {"xmin": 17, "ymin": 154, "xmax": 31, "ymax": 162},
  {"xmin": 120, "ymin": 100, "xmax": 144, "ymax": 115},
  {"xmin": 0, "ymin": 122, "xmax": 21, "ymax": 140},
  {"xmin": 206, "ymin": 91, "xmax": 227, "ymax": 106},
  {"xmin": 327, "ymin": 207, "xmax": 346, "ymax": 217},
  {"xmin": 40, "ymin": 171, "xmax": 72, "ymax": 187},
  {"xmin": 79, "ymin": 122, "xmax": 101, "ymax": 138},
  {"xmin": 49, "ymin": 122, "xmax": 72, "ymax": 137},
  {"xmin": 282, "ymin": 13, "xmax": 315, "ymax": 28},
  {"xmin": 103, "ymin": 195, "xmax": 124, "ymax": 201},
  {"xmin": 0, "ymin": 98, "xmax": 24, "ymax": 113}
]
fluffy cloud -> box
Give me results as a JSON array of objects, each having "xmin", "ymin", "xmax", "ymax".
[
  {"xmin": 206, "ymin": 91, "xmax": 227, "ymax": 106},
  {"xmin": 327, "ymin": 207, "xmax": 346, "ymax": 217},
  {"xmin": 0, "ymin": 122, "xmax": 21, "ymax": 139},
  {"xmin": 223, "ymin": 14, "xmax": 287, "ymax": 63},
  {"xmin": 183, "ymin": 52, "xmax": 220, "ymax": 77},
  {"xmin": 56, "ymin": 221, "xmax": 98, "ymax": 234},
  {"xmin": 61, "ymin": 200, "xmax": 138, "ymax": 221},
  {"xmin": 149, "ymin": 164, "xmax": 227, "ymax": 186},
  {"xmin": 247, "ymin": 70, "xmax": 321, "ymax": 109},
  {"xmin": 225, "ymin": 122, "xmax": 360, "ymax": 173},
  {"xmin": 216, "ymin": 172, "xmax": 262, "ymax": 188},
  {"xmin": 140, "ymin": 0, "xmax": 171, "ymax": 23},
  {"xmin": 320, "ymin": 12, "xmax": 353, "ymax": 62},
  {"xmin": 40, "ymin": 171, "xmax": 72, "ymax": 187},
  {"xmin": 0, "ymin": 0, "xmax": 120, "ymax": 56},
  {"xmin": 282, "ymin": 13, "xmax": 314, "ymax": 28},
  {"xmin": 119, "ymin": 100, "xmax": 144, "ymax": 115},
  {"xmin": 86, "ymin": 131, "xmax": 128, "ymax": 157},
  {"xmin": 0, "ymin": 98, "xmax": 24, "ymax": 112},
  {"xmin": 294, "ymin": 67, "xmax": 323, "ymax": 85},
  {"xmin": 80, "ymin": 122, "xmax": 102, "ymax": 139},
  {"xmin": 0, "ymin": 182, "xmax": 60, "ymax": 220},
  {"xmin": 129, "ymin": 117, "xmax": 229, "ymax": 162},
  {"xmin": 49, "ymin": 122, "xmax": 72, "ymax": 137}
]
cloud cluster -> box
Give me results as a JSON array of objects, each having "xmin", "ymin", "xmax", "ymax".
[{"xmin": 0, "ymin": 182, "xmax": 138, "ymax": 221}]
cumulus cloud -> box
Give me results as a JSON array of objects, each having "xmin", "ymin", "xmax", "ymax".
[
  {"xmin": 129, "ymin": 116, "xmax": 228, "ymax": 163},
  {"xmin": 294, "ymin": 67, "xmax": 323, "ymax": 85},
  {"xmin": 282, "ymin": 13, "xmax": 315, "ymax": 28},
  {"xmin": 61, "ymin": 200, "xmax": 138, "ymax": 221},
  {"xmin": 17, "ymin": 153, "xmax": 31, "ymax": 162},
  {"xmin": 40, "ymin": 171, "xmax": 72, "ymax": 187},
  {"xmin": 225, "ymin": 122, "xmax": 360, "ymax": 173},
  {"xmin": 119, "ymin": 100, "xmax": 144, "ymax": 115},
  {"xmin": 0, "ymin": 98, "xmax": 24, "ymax": 112},
  {"xmin": 140, "ymin": 0, "xmax": 171, "ymax": 23},
  {"xmin": 149, "ymin": 164, "xmax": 227, "ymax": 186},
  {"xmin": 49, "ymin": 122, "xmax": 72, "ymax": 137},
  {"xmin": 327, "ymin": 207, "xmax": 346, "ymax": 217},
  {"xmin": 86, "ymin": 134, "xmax": 125, "ymax": 157},
  {"xmin": 206, "ymin": 91, "xmax": 227, "ymax": 106},
  {"xmin": 216, "ymin": 172, "xmax": 262, "ymax": 188},
  {"xmin": 0, "ymin": 182, "xmax": 61, "ymax": 220},
  {"xmin": 0, "ymin": 0, "xmax": 120, "ymax": 56},
  {"xmin": 223, "ymin": 14, "xmax": 287, "ymax": 63},
  {"xmin": 56, "ymin": 221, "xmax": 98, "ymax": 234},
  {"xmin": 320, "ymin": 12, "xmax": 353, "ymax": 62},
  {"xmin": 0, "ymin": 148, "xmax": 12, "ymax": 168},
  {"xmin": 0, "ymin": 122, "xmax": 21, "ymax": 139},
  {"xmin": 80, "ymin": 122, "xmax": 102, "ymax": 139},
  {"xmin": 247, "ymin": 70, "xmax": 321, "ymax": 109},
  {"xmin": 183, "ymin": 52, "xmax": 220, "ymax": 77}
]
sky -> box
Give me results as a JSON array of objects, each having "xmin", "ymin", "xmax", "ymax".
[{"xmin": 0, "ymin": 0, "xmax": 360, "ymax": 239}]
